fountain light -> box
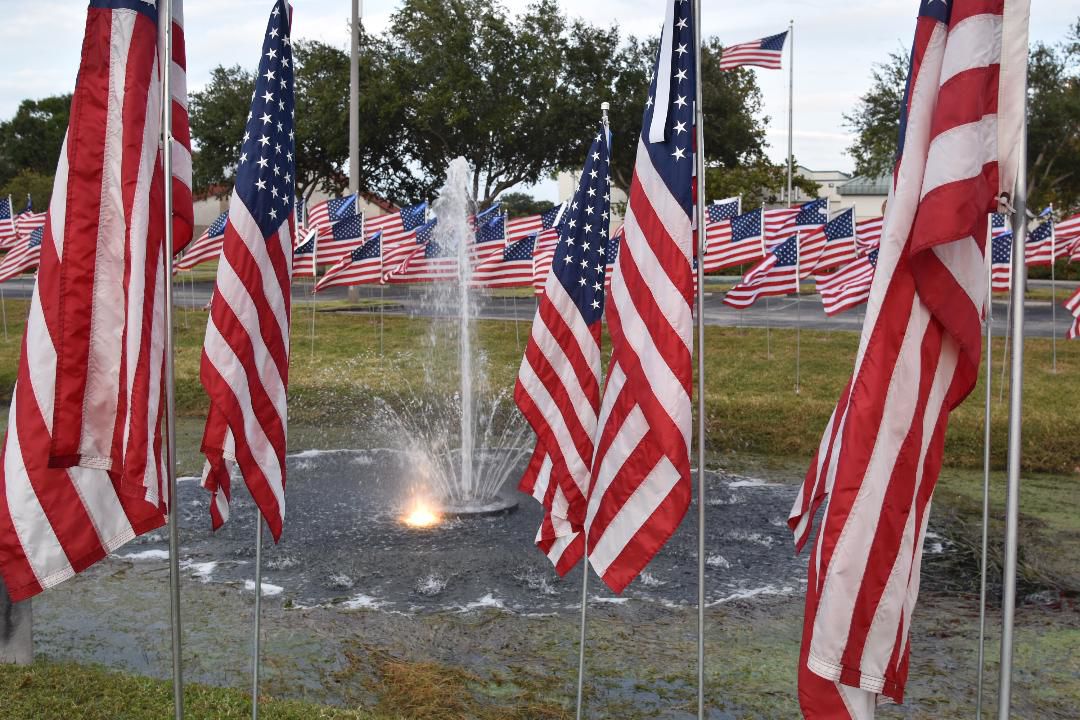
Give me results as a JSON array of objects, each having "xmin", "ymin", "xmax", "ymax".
[{"xmin": 401, "ymin": 497, "xmax": 442, "ymax": 529}]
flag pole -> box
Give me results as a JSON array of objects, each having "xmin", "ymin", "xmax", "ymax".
[
  {"xmin": 692, "ymin": 0, "xmax": 708, "ymax": 715},
  {"xmin": 997, "ymin": 111, "xmax": 1028, "ymax": 720},
  {"xmin": 999, "ymin": 279, "xmax": 1011, "ymax": 403},
  {"xmin": 251, "ymin": 518, "xmax": 264, "ymax": 719},
  {"xmin": 1049, "ymin": 203, "xmax": 1057, "ymax": 373},
  {"xmin": 794, "ymin": 230, "xmax": 801, "ymax": 395},
  {"xmin": 161, "ymin": 1, "xmax": 185, "ymax": 717},
  {"xmin": 0, "ymin": 284, "xmax": 8, "ymax": 341},
  {"xmin": 785, "ymin": 19, "xmax": 794, "ymax": 206},
  {"xmin": 975, "ymin": 220, "xmax": 995, "ymax": 719},
  {"xmin": 310, "ymin": 228, "xmax": 318, "ymax": 360}
]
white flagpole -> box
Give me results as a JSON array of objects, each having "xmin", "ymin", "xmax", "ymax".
[
  {"xmin": 999, "ymin": 278, "xmax": 1011, "ymax": 403},
  {"xmin": 309, "ymin": 227, "xmax": 318, "ymax": 360},
  {"xmin": 692, "ymin": 0, "xmax": 708, "ymax": 715},
  {"xmin": 1049, "ymin": 204, "xmax": 1057, "ymax": 373},
  {"xmin": 161, "ymin": 1, "xmax": 185, "ymax": 717},
  {"xmin": 251, "ymin": 518, "xmax": 264, "ymax": 719},
  {"xmin": 976, "ymin": 218, "xmax": 995, "ymax": 719},
  {"xmin": 0, "ymin": 284, "xmax": 8, "ymax": 341},
  {"xmin": 997, "ymin": 110, "xmax": 1028, "ymax": 720},
  {"xmin": 794, "ymin": 230, "xmax": 801, "ymax": 395},
  {"xmin": 785, "ymin": 20, "xmax": 794, "ymax": 206}
]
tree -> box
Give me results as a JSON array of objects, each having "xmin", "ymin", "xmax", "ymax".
[
  {"xmin": 496, "ymin": 191, "xmax": 553, "ymax": 217},
  {"xmin": 844, "ymin": 22, "xmax": 1080, "ymax": 211},
  {"xmin": 705, "ymin": 158, "xmax": 819, "ymax": 208},
  {"xmin": 0, "ymin": 95, "xmax": 71, "ymax": 187},
  {"xmin": 382, "ymin": 0, "xmax": 622, "ymax": 206},
  {"xmin": 188, "ymin": 65, "xmax": 254, "ymax": 195},
  {"xmin": 0, "ymin": 169, "xmax": 55, "ymax": 210}
]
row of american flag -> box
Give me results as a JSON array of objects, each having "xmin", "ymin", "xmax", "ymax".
[{"xmin": 0, "ymin": 1, "xmax": 1060, "ymax": 719}]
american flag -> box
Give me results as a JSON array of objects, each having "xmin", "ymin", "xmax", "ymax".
[
  {"xmin": 530, "ymin": 203, "xmax": 568, "ymax": 294},
  {"xmin": 0, "ymin": 0, "xmax": 193, "ymax": 601},
  {"xmin": 306, "ymin": 194, "xmax": 358, "ymax": 244},
  {"xmin": 516, "ymin": 125, "xmax": 610, "ymax": 574},
  {"xmin": 507, "ymin": 212, "xmax": 545, "ymax": 241},
  {"xmin": 472, "ymin": 211, "xmax": 507, "ymax": 269},
  {"xmin": 764, "ymin": 198, "xmax": 827, "ymax": 248},
  {"xmin": 314, "ymin": 213, "xmax": 365, "ymax": 267},
  {"xmin": 13, "ymin": 196, "xmax": 46, "ymax": 239},
  {"xmin": 702, "ymin": 207, "xmax": 763, "ymax": 272},
  {"xmin": 815, "ymin": 248, "xmax": 878, "ymax": 316},
  {"xmin": 718, "ymin": 31, "xmax": 788, "ymax": 71},
  {"xmin": 1057, "ymin": 211, "xmax": 1080, "ymax": 251},
  {"xmin": 723, "ymin": 234, "xmax": 799, "ymax": 308},
  {"xmin": 707, "ymin": 196, "xmax": 741, "ymax": 223},
  {"xmin": 291, "ymin": 229, "xmax": 318, "ymax": 278},
  {"xmin": 315, "ymin": 231, "xmax": 383, "ymax": 291},
  {"xmin": 0, "ymin": 227, "xmax": 43, "ymax": 283},
  {"xmin": 1023, "ymin": 217, "xmax": 1059, "ymax": 266},
  {"xmin": 174, "ymin": 210, "xmax": 228, "ymax": 271},
  {"xmin": 365, "ymin": 202, "xmax": 428, "ymax": 277},
  {"xmin": 585, "ymin": 0, "xmax": 696, "ymax": 593},
  {"xmin": 855, "ymin": 216, "xmax": 884, "ymax": 255},
  {"xmin": 990, "ymin": 230, "xmax": 1013, "ymax": 293},
  {"xmin": 199, "ymin": 0, "xmax": 295, "ymax": 539},
  {"xmin": 0, "ymin": 196, "xmax": 18, "ymax": 248},
  {"xmin": 801, "ymin": 207, "xmax": 857, "ymax": 275},
  {"xmin": 990, "ymin": 211, "xmax": 1010, "ymax": 238},
  {"xmin": 1066, "ymin": 286, "xmax": 1080, "ymax": 340},
  {"xmin": 384, "ymin": 219, "xmax": 459, "ymax": 283},
  {"xmin": 788, "ymin": 0, "xmax": 1029, "ymax": 714},
  {"xmin": 472, "ymin": 232, "xmax": 536, "ymax": 288}
]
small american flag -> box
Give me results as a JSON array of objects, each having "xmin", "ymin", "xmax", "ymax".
[
  {"xmin": 473, "ymin": 232, "xmax": 536, "ymax": 288},
  {"xmin": 13, "ymin": 196, "xmax": 46, "ymax": 238},
  {"xmin": 764, "ymin": 198, "xmax": 826, "ymax": 249},
  {"xmin": 175, "ymin": 210, "xmax": 228, "ymax": 271},
  {"xmin": 1057, "ymin": 211, "xmax": 1080, "ymax": 252},
  {"xmin": 789, "ymin": 0, "xmax": 1029, "ymax": 713},
  {"xmin": 707, "ymin": 197, "xmax": 741, "ymax": 222},
  {"xmin": 530, "ymin": 203, "xmax": 568, "ymax": 294},
  {"xmin": 815, "ymin": 248, "xmax": 878, "ymax": 316},
  {"xmin": 586, "ymin": 0, "xmax": 696, "ymax": 593},
  {"xmin": 990, "ymin": 230, "xmax": 1013, "ymax": 293},
  {"xmin": 472, "ymin": 211, "xmax": 507, "ymax": 268},
  {"xmin": 516, "ymin": 124, "xmax": 610, "ymax": 574},
  {"xmin": 1065, "ymin": 286, "xmax": 1080, "ymax": 340},
  {"xmin": 723, "ymin": 234, "xmax": 799, "ymax": 308},
  {"xmin": 718, "ymin": 31, "xmax": 788, "ymax": 71},
  {"xmin": 306, "ymin": 194, "xmax": 358, "ymax": 242},
  {"xmin": 316, "ymin": 213, "xmax": 366, "ymax": 266},
  {"xmin": 199, "ymin": 0, "xmax": 295, "ymax": 538},
  {"xmin": 802, "ymin": 207, "xmax": 857, "ymax": 275},
  {"xmin": 384, "ymin": 219, "xmax": 459, "ymax": 283},
  {"xmin": 0, "ymin": 227, "xmax": 43, "ymax": 283},
  {"xmin": 291, "ymin": 230, "xmax": 318, "ymax": 278},
  {"xmin": 366, "ymin": 202, "xmax": 428, "ymax": 276},
  {"xmin": 1024, "ymin": 217, "xmax": 1060, "ymax": 266},
  {"xmin": 315, "ymin": 231, "xmax": 383, "ymax": 291},
  {"xmin": 855, "ymin": 216, "xmax": 884, "ymax": 255},
  {"xmin": 0, "ymin": 196, "xmax": 17, "ymax": 248},
  {"xmin": 702, "ymin": 207, "xmax": 763, "ymax": 272}
]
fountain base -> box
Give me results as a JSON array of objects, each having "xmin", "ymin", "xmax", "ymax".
[{"xmin": 440, "ymin": 487, "xmax": 519, "ymax": 517}]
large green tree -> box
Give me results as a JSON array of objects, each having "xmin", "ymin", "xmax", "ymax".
[
  {"xmin": 381, "ymin": 0, "xmax": 621, "ymax": 206},
  {"xmin": 0, "ymin": 95, "xmax": 70, "ymax": 190},
  {"xmin": 188, "ymin": 65, "xmax": 254, "ymax": 195},
  {"xmin": 844, "ymin": 21, "xmax": 1080, "ymax": 211}
]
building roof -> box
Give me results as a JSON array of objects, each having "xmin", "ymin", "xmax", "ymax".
[{"xmin": 838, "ymin": 174, "xmax": 890, "ymax": 196}]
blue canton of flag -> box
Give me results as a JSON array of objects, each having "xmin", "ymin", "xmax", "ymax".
[
  {"xmin": 1028, "ymin": 218, "xmax": 1053, "ymax": 244},
  {"xmin": 824, "ymin": 208, "xmax": 855, "ymax": 241},
  {"xmin": 476, "ymin": 213, "xmax": 506, "ymax": 244},
  {"xmin": 28, "ymin": 227, "xmax": 43, "ymax": 248},
  {"xmin": 400, "ymin": 202, "xmax": 428, "ymax": 231},
  {"xmin": 416, "ymin": 218, "xmax": 438, "ymax": 244},
  {"xmin": 208, "ymin": 210, "xmax": 229, "ymax": 238},
  {"xmin": 332, "ymin": 214, "xmax": 365, "ymax": 241},
  {"xmin": 19, "ymin": 196, "xmax": 32, "ymax": 215},
  {"xmin": 866, "ymin": 248, "xmax": 879, "ymax": 267},
  {"xmin": 552, "ymin": 124, "xmax": 612, "ymax": 322},
  {"xmin": 992, "ymin": 232, "xmax": 1012, "ymax": 263},
  {"xmin": 505, "ymin": 233, "xmax": 536, "ymax": 261},
  {"xmin": 708, "ymin": 197, "xmax": 741, "ymax": 223},
  {"xmin": 773, "ymin": 234, "xmax": 799, "ymax": 266},
  {"xmin": 355, "ymin": 231, "xmax": 382, "ymax": 261},
  {"xmin": 475, "ymin": 203, "xmax": 501, "ymax": 228},
  {"xmin": 541, "ymin": 204, "xmax": 564, "ymax": 230},
  {"xmin": 731, "ymin": 209, "xmax": 763, "ymax": 242},
  {"xmin": 0, "ymin": 197, "xmax": 10, "ymax": 222},
  {"xmin": 294, "ymin": 235, "xmax": 314, "ymax": 256},
  {"xmin": 760, "ymin": 32, "xmax": 788, "ymax": 51},
  {"xmin": 793, "ymin": 198, "xmax": 828, "ymax": 227},
  {"xmin": 233, "ymin": 3, "xmax": 296, "ymax": 237},
  {"xmin": 425, "ymin": 239, "xmax": 448, "ymax": 258},
  {"xmin": 328, "ymin": 194, "xmax": 358, "ymax": 221}
]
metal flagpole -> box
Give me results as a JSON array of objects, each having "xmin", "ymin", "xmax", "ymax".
[
  {"xmin": 161, "ymin": 1, "xmax": 185, "ymax": 716},
  {"xmin": 691, "ymin": 0, "xmax": 708, "ymax": 714},
  {"xmin": 575, "ymin": 101, "xmax": 611, "ymax": 720},
  {"xmin": 0, "ymin": 285, "xmax": 8, "ymax": 341},
  {"xmin": 794, "ymin": 231, "xmax": 801, "ymax": 395},
  {"xmin": 785, "ymin": 20, "xmax": 794, "ymax": 206},
  {"xmin": 310, "ymin": 228, "xmax": 318, "ymax": 360},
  {"xmin": 350, "ymin": 0, "xmax": 361, "ymax": 191},
  {"xmin": 975, "ymin": 221, "xmax": 995, "ymax": 719},
  {"xmin": 251, "ymin": 519, "xmax": 264, "ymax": 719},
  {"xmin": 1049, "ymin": 203, "xmax": 1057, "ymax": 373},
  {"xmin": 999, "ymin": 283, "xmax": 1011, "ymax": 403},
  {"xmin": 998, "ymin": 116, "xmax": 1028, "ymax": 720}
]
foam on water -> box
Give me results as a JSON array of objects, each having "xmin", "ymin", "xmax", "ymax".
[
  {"xmin": 119, "ymin": 549, "xmax": 169, "ymax": 561},
  {"xmin": 243, "ymin": 580, "xmax": 284, "ymax": 596}
]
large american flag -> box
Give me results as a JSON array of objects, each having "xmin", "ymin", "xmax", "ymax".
[
  {"xmin": 0, "ymin": 0, "xmax": 192, "ymax": 601},
  {"xmin": 722, "ymin": 234, "xmax": 799, "ymax": 308},
  {"xmin": 1066, "ymin": 286, "xmax": 1080, "ymax": 340},
  {"xmin": 199, "ymin": 0, "xmax": 295, "ymax": 539},
  {"xmin": 718, "ymin": 31, "xmax": 788, "ymax": 71},
  {"xmin": 174, "ymin": 209, "xmax": 228, "ymax": 271},
  {"xmin": 516, "ymin": 125, "xmax": 610, "ymax": 573},
  {"xmin": 315, "ymin": 231, "xmax": 383, "ymax": 291},
  {"xmin": 788, "ymin": 1, "xmax": 1029, "ymax": 714},
  {"xmin": 702, "ymin": 207, "xmax": 763, "ymax": 272},
  {"xmin": 815, "ymin": 248, "xmax": 878, "ymax": 316},
  {"xmin": 0, "ymin": 227, "xmax": 43, "ymax": 283},
  {"xmin": 585, "ymin": 0, "xmax": 696, "ymax": 593},
  {"xmin": 0, "ymin": 196, "xmax": 18, "ymax": 248},
  {"xmin": 802, "ymin": 207, "xmax": 857, "ymax": 274},
  {"xmin": 990, "ymin": 230, "xmax": 1013, "ymax": 293}
]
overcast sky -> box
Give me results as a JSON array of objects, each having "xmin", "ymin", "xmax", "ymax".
[{"xmin": 0, "ymin": 0, "xmax": 1073, "ymax": 201}]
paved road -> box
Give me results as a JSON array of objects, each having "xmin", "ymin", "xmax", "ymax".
[{"xmin": 0, "ymin": 276, "xmax": 1074, "ymax": 338}]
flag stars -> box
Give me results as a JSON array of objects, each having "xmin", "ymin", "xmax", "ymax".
[
  {"xmin": 674, "ymin": 95, "xmax": 687, "ymax": 108},
  {"xmin": 675, "ymin": 43, "xmax": 688, "ymax": 56},
  {"xmin": 258, "ymin": 134, "xmax": 270, "ymax": 147},
  {"xmin": 260, "ymin": 112, "xmax": 272, "ymax": 125},
  {"xmin": 676, "ymin": 17, "xmax": 687, "ymax": 29},
  {"xmin": 675, "ymin": 68, "xmax": 687, "ymax": 83},
  {"xmin": 264, "ymin": 69, "xmax": 276, "ymax": 82},
  {"xmin": 673, "ymin": 120, "xmax": 687, "ymax": 135},
  {"xmin": 257, "ymin": 157, "xmax": 269, "ymax": 169},
  {"xmin": 256, "ymin": 179, "xmax": 267, "ymax": 191}
]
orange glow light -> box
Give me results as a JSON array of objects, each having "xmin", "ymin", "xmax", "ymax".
[{"xmin": 402, "ymin": 498, "xmax": 442, "ymax": 528}]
